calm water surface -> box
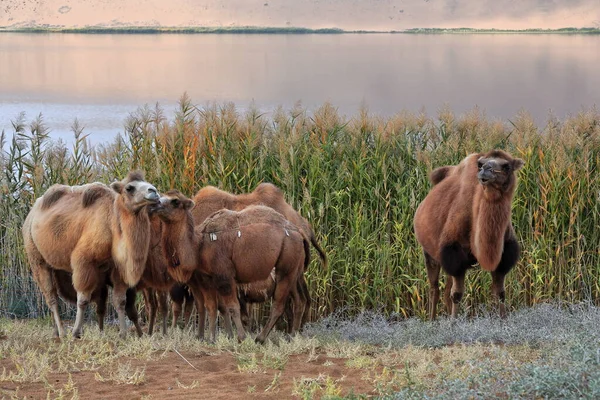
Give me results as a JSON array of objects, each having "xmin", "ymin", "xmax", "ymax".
[{"xmin": 1, "ymin": 33, "xmax": 598, "ymax": 144}]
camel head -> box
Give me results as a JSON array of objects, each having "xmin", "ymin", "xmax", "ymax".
[
  {"xmin": 110, "ymin": 171, "xmax": 160, "ymax": 212},
  {"xmin": 151, "ymin": 190, "xmax": 195, "ymax": 223},
  {"xmin": 476, "ymin": 150, "xmax": 524, "ymax": 192}
]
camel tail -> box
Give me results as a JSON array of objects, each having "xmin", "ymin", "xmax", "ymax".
[
  {"xmin": 303, "ymin": 237, "xmax": 311, "ymax": 271},
  {"xmin": 309, "ymin": 229, "xmax": 328, "ymax": 270},
  {"xmin": 429, "ymin": 166, "xmax": 453, "ymax": 185}
]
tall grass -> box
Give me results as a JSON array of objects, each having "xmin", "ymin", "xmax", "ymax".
[{"xmin": 1, "ymin": 95, "xmax": 599, "ymax": 321}]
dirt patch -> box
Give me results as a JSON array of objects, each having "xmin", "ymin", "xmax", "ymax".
[{"xmin": 0, "ymin": 351, "xmax": 377, "ymax": 398}]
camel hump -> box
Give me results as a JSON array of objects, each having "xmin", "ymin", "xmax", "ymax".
[
  {"xmin": 194, "ymin": 186, "xmax": 229, "ymax": 200},
  {"xmin": 41, "ymin": 185, "xmax": 69, "ymax": 210},
  {"xmin": 82, "ymin": 184, "xmax": 112, "ymax": 208},
  {"xmin": 429, "ymin": 166, "xmax": 454, "ymax": 185},
  {"xmin": 253, "ymin": 182, "xmax": 284, "ymax": 200}
]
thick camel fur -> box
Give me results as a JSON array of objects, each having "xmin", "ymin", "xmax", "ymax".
[
  {"xmin": 196, "ymin": 205, "xmax": 309, "ymax": 343},
  {"xmin": 414, "ymin": 150, "xmax": 524, "ymax": 320},
  {"xmin": 191, "ymin": 183, "xmax": 321, "ymax": 323},
  {"xmin": 22, "ymin": 171, "xmax": 159, "ymax": 338}
]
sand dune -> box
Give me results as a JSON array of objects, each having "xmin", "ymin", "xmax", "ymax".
[{"xmin": 1, "ymin": 0, "xmax": 598, "ymax": 31}]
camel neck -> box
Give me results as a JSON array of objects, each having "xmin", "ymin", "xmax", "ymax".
[
  {"xmin": 161, "ymin": 214, "xmax": 197, "ymax": 273},
  {"xmin": 471, "ymin": 191, "xmax": 512, "ymax": 272},
  {"xmin": 111, "ymin": 198, "xmax": 152, "ymax": 286}
]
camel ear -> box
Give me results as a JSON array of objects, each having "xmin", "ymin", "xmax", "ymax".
[
  {"xmin": 512, "ymin": 158, "xmax": 525, "ymax": 171},
  {"xmin": 184, "ymin": 199, "xmax": 195, "ymax": 210},
  {"xmin": 110, "ymin": 181, "xmax": 124, "ymax": 194}
]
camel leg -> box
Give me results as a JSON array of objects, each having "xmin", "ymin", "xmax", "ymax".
[
  {"xmin": 183, "ymin": 293, "xmax": 193, "ymax": 327},
  {"xmin": 298, "ymin": 276, "xmax": 311, "ymax": 329},
  {"xmin": 424, "ymin": 252, "xmax": 441, "ymax": 320},
  {"xmin": 256, "ymin": 278, "xmax": 292, "ymax": 344},
  {"xmin": 125, "ymin": 288, "xmax": 143, "ymax": 337},
  {"xmin": 443, "ymin": 277, "xmax": 453, "ymax": 316},
  {"xmin": 290, "ymin": 280, "xmax": 305, "ymax": 335},
  {"xmin": 188, "ymin": 284, "xmax": 206, "ymax": 340},
  {"xmin": 72, "ymin": 291, "xmax": 92, "ymax": 338},
  {"xmin": 492, "ymin": 238, "xmax": 519, "ymax": 319},
  {"xmin": 204, "ymin": 290, "xmax": 220, "ymax": 342},
  {"xmin": 450, "ymin": 273, "xmax": 465, "ymax": 318},
  {"xmin": 216, "ymin": 280, "xmax": 245, "ymax": 343},
  {"xmin": 440, "ymin": 243, "xmax": 471, "ymax": 319},
  {"xmin": 218, "ymin": 299, "xmax": 234, "ymax": 339},
  {"xmin": 157, "ymin": 291, "xmax": 168, "ymax": 335},
  {"xmin": 239, "ymin": 296, "xmax": 251, "ymax": 331},
  {"xmin": 225, "ymin": 300, "xmax": 245, "ymax": 343},
  {"xmin": 143, "ymin": 289, "xmax": 157, "ymax": 335},
  {"xmin": 491, "ymin": 271, "xmax": 507, "ymax": 319},
  {"xmin": 32, "ymin": 262, "xmax": 64, "ymax": 337},
  {"xmin": 170, "ymin": 285, "xmax": 185, "ymax": 329},
  {"xmin": 109, "ymin": 273, "xmax": 132, "ymax": 339},
  {"xmin": 95, "ymin": 285, "xmax": 108, "ymax": 331},
  {"xmin": 284, "ymin": 298, "xmax": 294, "ymax": 334},
  {"xmin": 171, "ymin": 299, "xmax": 182, "ymax": 329}
]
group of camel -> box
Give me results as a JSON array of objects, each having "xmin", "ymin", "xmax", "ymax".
[{"xmin": 22, "ymin": 149, "xmax": 524, "ymax": 342}]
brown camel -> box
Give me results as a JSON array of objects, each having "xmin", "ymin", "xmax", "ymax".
[
  {"xmin": 191, "ymin": 183, "xmax": 324, "ymax": 324},
  {"xmin": 196, "ymin": 205, "xmax": 309, "ymax": 343},
  {"xmin": 22, "ymin": 172, "xmax": 159, "ymax": 338},
  {"xmin": 414, "ymin": 150, "xmax": 524, "ymax": 320}
]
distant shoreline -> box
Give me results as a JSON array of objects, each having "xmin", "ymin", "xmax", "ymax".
[{"xmin": 0, "ymin": 26, "xmax": 599, "ymax": 34}]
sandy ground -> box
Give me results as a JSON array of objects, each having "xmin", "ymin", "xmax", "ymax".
[
  {"xmin": 1, "ymin": 0, "xmax": 598, "ymax": 31},
  {"xmin": 0, "ymin": 349, "xmax": 377, "ymax": 399}
]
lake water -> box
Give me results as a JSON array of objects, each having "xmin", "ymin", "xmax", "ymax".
[{"xmin": 1, "ymin": 33, "xmax": 599, "ymax": 145}]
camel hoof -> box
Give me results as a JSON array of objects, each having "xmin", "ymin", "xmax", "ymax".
[
  {"xmin": 72, "ymin": 331, "xmax": 82, "ymax": 339},
  {"xmin": 254, "ymin": 336, "xmax": 265, "ymax": 345}
]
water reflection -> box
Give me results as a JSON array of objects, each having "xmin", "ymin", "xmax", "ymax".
[{"xmin": 1, "ymin": 33, "xmax": 598, "ymax": 141}]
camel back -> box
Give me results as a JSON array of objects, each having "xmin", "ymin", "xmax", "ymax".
[{"xmin": 198, "ymin": 205, "xmax": 297, "ymax": 235}]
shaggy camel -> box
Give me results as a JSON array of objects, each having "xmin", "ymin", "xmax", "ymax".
[
  {"xmin": 414, "ymin": 150, "xmax": 524, "ymax": 320},
  {"xmin": 22, "ymin": 172, "xmax": 159, "ymax": 338},
  {"xmin": 191, "ymin": 183, "xmax": 325, "ymax": 324},
  {"xmin": 196, "ymin": 205, "xmax": 309, "ymax": 343}
]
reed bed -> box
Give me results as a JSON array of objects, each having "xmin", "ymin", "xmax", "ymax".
[{"xmin": 1, "ymin": 95, "xmax": 599, "ymax": 322}]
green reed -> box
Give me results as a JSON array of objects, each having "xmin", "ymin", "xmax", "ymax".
[{"xmin": 1, "ymin": 95, "xmax": 599, "ymax": 321}]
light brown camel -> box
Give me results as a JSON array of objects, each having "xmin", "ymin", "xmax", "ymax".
[
  {"xmin": 196, "ymin": 205, "xmax": 309, "ymax": 344},
  {"xmin": 414, "ymin": 150, "xmax": 524, "ymax": 320},
  {"xmin": 22, "ymin": 172, "xmax": 159, "ymax": 338},
  {"xmin": 191, "ymin": 183, "xmax": 324, "ymax": 325}
]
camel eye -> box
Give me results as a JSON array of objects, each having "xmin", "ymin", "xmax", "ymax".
[
  {"xmin": 477, "ymin": 161, "xmax": 484, "ymax": 170},
  {"xmin": 171, "ymin": 199, "xmax": 180, "ymax": 207},
  {"xmin": 502, "ymin": 164, "xmax": 511, "ymax": 173},
  {"xmin": 125, "ymin": 185, "xmax": 135, "ymax": 193}
]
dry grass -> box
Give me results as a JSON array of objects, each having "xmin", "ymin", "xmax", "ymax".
[{"xmin": 2, "ymin": 303, "xmax": 599, "ymax": 398}]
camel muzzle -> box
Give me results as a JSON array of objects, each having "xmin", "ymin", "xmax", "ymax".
[
  {"xmin": 478, "ymin": 169, "xmax": 494, "ymax": 185},
  {"xmin": 144, "ymin": 190, "xmax": 160, "ymax": 202}
]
